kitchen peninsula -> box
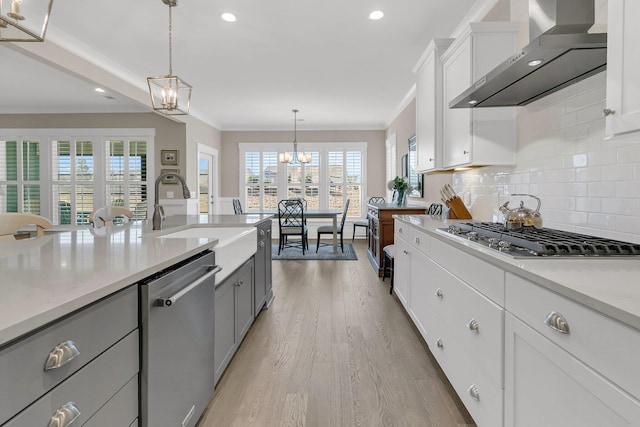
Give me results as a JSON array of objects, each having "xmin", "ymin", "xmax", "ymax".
[{"xmin": 0, "ymin": 214, "xmax": 273, "ymax": 427}]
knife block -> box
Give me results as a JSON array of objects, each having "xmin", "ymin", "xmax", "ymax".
[{"xmin": 446, "ymin": 196, "xmax": 472, "ymax": 220}]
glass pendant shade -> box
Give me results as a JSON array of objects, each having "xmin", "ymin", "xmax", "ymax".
[
  {"xmin": 147, "ymin": 74, "xmax": 192, "ymax": 115},
  {"xmin": 0, "ymin": 0, "xmax": 54, "ymax": 42}
]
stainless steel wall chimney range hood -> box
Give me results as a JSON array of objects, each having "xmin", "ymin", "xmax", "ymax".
[{"xmin": 450, "ymin": 0, "xmax": 606, "ymax": 108}]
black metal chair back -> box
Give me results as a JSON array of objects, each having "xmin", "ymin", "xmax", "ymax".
[
  {"xmin": 369, "ymin": 196, "xmax": 385, "ymax": 204},
  {"xmin": 278, "ymin": 199, "xmax": 305, "ymax": 227},
  {"xmin": 232, "ymin": 198, "xmax": 243, "ymax": 214},
  {"xmin": 339, "ymin": 199, "xmax": 350, "ymax": 232}
]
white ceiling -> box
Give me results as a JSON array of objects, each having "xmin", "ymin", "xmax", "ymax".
[{"xmin": 0, "ymin": 0, "xmax": 480, "ymax": 130}]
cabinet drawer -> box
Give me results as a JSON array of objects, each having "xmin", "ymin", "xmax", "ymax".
[
  {"xmin": 5, "ymin": 330, "xmax": 139, "ymax": 426},
  {"xmin": 431, "ymin": 238, "xmax": 504, "ymax": 305},
  {"xmin": 424, "ymin": 261, "xmax": 503, "ymax": 385},
  {"xmin": 84, "ymin": 374, "xmax": 138, "ymax": 427},
  {"xmin": 0, "ymin": 286, "xmax": 138, "ymax": 425},
  {"xmin": 397, "ymin": 223, "xmax": 430, "ymax": 257},
  {"xmin": 428, "ymin": 311, "xmax": 503, "ymax": 427},
  {"xmin": 506, "ymin": 273, "xmax": 640, "ymax": 399}
]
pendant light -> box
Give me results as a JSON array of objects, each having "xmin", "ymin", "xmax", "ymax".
[
  {"xmin": 147, "ymin": 0, "xmax": 192, "ymax": 115},
  {"xmin": 279, "ymin": 109, "xmax": 311, "ymax": 164},
  {"xmin": 0, "ymin": 0, "xmax": 54, "ymax": 42}
]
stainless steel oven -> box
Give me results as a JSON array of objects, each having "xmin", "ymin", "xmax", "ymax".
[{"xmin": 140, "ymin": 250, "xmax": 221, "ymax": 427}]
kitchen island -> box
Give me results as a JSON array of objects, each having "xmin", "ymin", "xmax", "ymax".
[
  {"xmin": 0, "ymin": 214, "xmax": 273, "ymax": 427},
  {"xmin": 393, "ymin": 214, "xmax": 640, "ymax": 427}
]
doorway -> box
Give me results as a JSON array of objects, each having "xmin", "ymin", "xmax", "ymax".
[{"xmin": 197, "ymin": 144, "xmax": 218, "ymax": 215}]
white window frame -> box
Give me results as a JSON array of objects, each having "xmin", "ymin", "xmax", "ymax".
[
  {"xmin": 239, "ymin": 142, "xmax": 367, "ymax": 216},
  {"xmin": 0, "ymin": 128, "xmax": 155, "ymax": 223}
]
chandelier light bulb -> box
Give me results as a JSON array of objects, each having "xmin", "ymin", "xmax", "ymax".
[{"xmin": 9, "ymin": 0, "xmax": 25, "ymax": 20}]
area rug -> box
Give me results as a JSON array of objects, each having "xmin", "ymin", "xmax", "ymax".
[{"xmin": 272, "ymin": 243, "xmax": 358, "ymax": 261}]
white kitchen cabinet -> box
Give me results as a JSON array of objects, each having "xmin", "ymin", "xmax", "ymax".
[
  {"xmin": 214, "ymin": 258, "xmax": 254, "ymax": 386},
  {"xmin": 393, "ymin": 236, "xmax": 411, "ymax": 310},
  {"xmin": 504, "ymin": 313, "xmax": 640, "ymax": 426},
  {"xmin": 414, "ymin": 38, "xmax": 453, "ymax": 172},
  {"xmin": 605, "ymin": 0, "xmax": 640, "ymax": 139},
  {"xmin": 441, "ymin": 22, "xmax": 518, "ymax": 168}
]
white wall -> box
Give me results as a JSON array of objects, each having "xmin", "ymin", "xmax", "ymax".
[{"xmin": 452, "ymin": 72, "xmax": 640, "ymax": 244}]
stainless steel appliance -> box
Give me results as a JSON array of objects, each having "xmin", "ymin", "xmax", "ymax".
[
  {"xmin": 450, "ymin": 0, "xmax": 607, "ymax": 108},
  {"xmin": 140, "ymin": 250, "xmax": 221, "ymax": 427},
  {"xmin": 438, "ymin": 222, "xmax": 640, "ymax": 258}
]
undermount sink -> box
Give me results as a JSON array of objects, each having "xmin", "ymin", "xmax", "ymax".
[{"xmin": 158, "ymin": 227, "xmax": 257, "ymax": 283}]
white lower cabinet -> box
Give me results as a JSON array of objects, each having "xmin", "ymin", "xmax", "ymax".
[
  {"xmin": 393, "ymin": 237, "xmax": 411, "ymax": 310},
  {"xmin": 394, "ymin": 220, "xmax": 640, "ymax": 426},
  {"xmin": 504, "ymin": 313, "xmax": 640, "ymax": 427}
]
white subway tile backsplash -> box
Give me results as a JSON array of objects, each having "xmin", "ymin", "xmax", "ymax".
[
  {"xmin": 588, "ymin": 182, "xmax": 617, "ymax": 197},
  {"xmin": 601, "ymin": 164, "xmax": 633, "ymax": 181},
  {"xmin": 602, "ymin": 198, "xmax": 634, "ymax": 215},
  {"xmin": 565, "ymin": 123, "xmax": 589, "ymax": 140},
  {"xmin": 576, "ymin": 167, "xmax": 602, "ymax": 182},
  {"xmin": 576, "ymin": 197, "xmax": 601, "ymax": 212},
  {"xmin": 616, "ymin": 181, "xmax": 640, "ymax": 198},
  {"xmin": 588, "ymin": 149, "xmax": 618, "ymax": 166},
  {"xmin": 452, "ymin": 74, "xmax": 640, "ymax": 241}
]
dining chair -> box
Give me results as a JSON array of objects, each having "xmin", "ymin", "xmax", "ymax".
[
  {"xmin": 90, "ymin": 206, "xmax": 134, "ymax": 228},
  {"xmin": 232, "ymin": 198, "xmax": 243, "ymax": 214},
  {"xmin": 0, "ymin": 213, "xmax": 53, "ymax": 242},
  {"xmin": 317, "ymin": 199, "xmax": 350, "ymax": 253},
  {"xmin": 277, "ymin": 199, "xmax": 308, "ymax": 255},
  {"xmin": 352, "ymin": 196, "xmax": 385, "ymax": 241},
  {"xmin": 381, "ymin": 244, "xmax": 395, "ymax": 294}
]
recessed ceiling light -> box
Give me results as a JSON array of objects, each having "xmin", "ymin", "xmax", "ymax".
[
  {"xmin": 94, "ymin": 88, "xmax": 105, "ymax": 93},
  {"xmin": 528, "ymin": 59, "xmax": 544, "ymax": 67},
  {"xmin": 369, "ymin": 10, "xmax": 384, "ymax": 20},
  {"xmin": 221, "ymin": 12, "xmax": 236, "ymax": 22}
]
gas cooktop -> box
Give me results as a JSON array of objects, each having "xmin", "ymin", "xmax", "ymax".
[{"xmin": 437, "ymin": 222, "xmax": 640, "ymax": 258}]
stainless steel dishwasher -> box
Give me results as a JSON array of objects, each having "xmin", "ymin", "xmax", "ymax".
[{"xmin": 140, "ymin": 250, "xmax": 221, "ymax": 427}]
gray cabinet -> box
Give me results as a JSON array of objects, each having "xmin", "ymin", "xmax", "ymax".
[
  {"xmin": 254, "ymin": 220, "xmax": 273, "ymax": 314},
  {"xmin": 0, "ymin": 286, "xmax": 139, "ymax": 426},
  {"xmin": 214, "ymin": 258, "xmax": 254, "ymax": 386}
]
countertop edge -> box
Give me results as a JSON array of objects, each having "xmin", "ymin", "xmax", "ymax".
[{"xmin": 394, "ymin": 215, "xmax": 640, "ymax": 332}]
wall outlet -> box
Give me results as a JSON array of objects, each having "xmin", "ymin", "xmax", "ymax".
[{"xmin": 167, "ymin": 191, "xmax": 174, "ymax": 199}]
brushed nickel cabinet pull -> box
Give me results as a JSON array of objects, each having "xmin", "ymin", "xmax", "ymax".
[
  {"xmin": 467, "ymin": 319, "xmax": 479, "ymax": 334},
  {"xmin": 544, "ymin": 311, "xmax": 570, "ymax": 334},
  {"xmin": 468, "ymin": 384, "xmax": 480, "ymax": 401},
  {"xmin": 435, "ymin": 288, "xmax": 443, "ymax": 298},
  {"xmin": 44, "ymin": 341, "xmax": 80, "ymax": 371},
  {"xmin": 414, "ymin": 236, "xmax": 420, "ymax": 244},
  {"xmin": 48, "ymin": 402, "xmax": 80, "ymax": 427},
  {"xmin": 603, "ymin": 108, "xmax": 615, "ymax": 116},
  {"xmin": 436, "ymin": 338, "xmax": 444, "ymax": 349}
]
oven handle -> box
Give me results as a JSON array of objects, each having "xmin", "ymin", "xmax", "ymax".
[{"xmin": 155, "ymin": 265, "xmax": 222, "ymax": 307}]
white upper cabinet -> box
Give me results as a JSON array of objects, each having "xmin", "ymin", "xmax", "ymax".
[
  {"xmin": 414, "ymin": 39, "xmax": 453, "ymax": 173},
  {"xmin": 441, "ymin": 22, "xmax": 519, "ymax": 169},
  {"xmin": 605, "ymin": 0, "xmax": 640, "ymax": 139}
]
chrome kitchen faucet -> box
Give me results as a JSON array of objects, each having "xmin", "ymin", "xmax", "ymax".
[{"xmin": 152, "ymin": 172, "xmax": 191, "ymax": 230}]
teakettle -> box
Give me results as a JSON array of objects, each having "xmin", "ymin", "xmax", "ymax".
[{"xmin": 498, "ymin": 194, "xmax": 543, "ymax": 230}]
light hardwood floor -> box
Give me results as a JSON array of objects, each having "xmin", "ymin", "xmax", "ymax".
[{"xmin": 198, "ymin": 240, "xmax": 476, "ymax": 427}]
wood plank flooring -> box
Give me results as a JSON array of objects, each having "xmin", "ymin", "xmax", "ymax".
[{"xmin": 198, "ymin": 240, "xmax": 476, "ymax": 427}]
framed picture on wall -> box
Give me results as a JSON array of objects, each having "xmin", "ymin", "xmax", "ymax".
[
  {"xmin": 161, "ymin": 168, "xmax": 180, "ymax": 184},
  {"xmin": 161, "ymin": 149, "xmax": 179, "ymax": 165}
]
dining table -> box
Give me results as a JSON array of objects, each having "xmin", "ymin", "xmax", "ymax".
[{"xmin": 248, "ymin": 208, "xmax": 343, "ymax": 253}]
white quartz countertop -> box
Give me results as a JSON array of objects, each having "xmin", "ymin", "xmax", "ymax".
[
  {"xmin": 394, "ymin": 215, "xmax": 640, "ymax": 331},
  {"xmin": 0, "ymin": 214, "xmax": 273, "ymax": 347}
]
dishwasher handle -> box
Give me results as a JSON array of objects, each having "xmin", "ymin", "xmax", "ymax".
[{"xmin": 155, "ymin": 265, "xmax": 222, "ymax": 307}]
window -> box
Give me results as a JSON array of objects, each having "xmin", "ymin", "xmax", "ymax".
[
  {"xmin": 0, "ymin": 129, "xmax": 154, "ymax": 224},
  {"xmin": 240, "ymin": 142, "xmax": 366, "ymax": 217}
]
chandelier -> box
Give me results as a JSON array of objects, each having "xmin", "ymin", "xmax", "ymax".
[
  {"xmin": 0, "ymin": 0, "xmax": 54, "ymax": 42},
  {"xmin": 279, "ymin": 109, "xmax": 311, "ymax": 164},
  {"xmin": 147, "ymin": 0, "xmax": 192, "ymax": 115}
]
